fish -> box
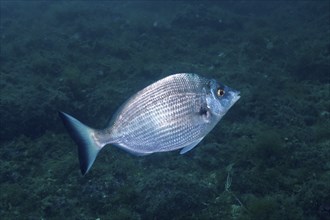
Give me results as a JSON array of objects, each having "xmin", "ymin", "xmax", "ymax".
[{"xmin": 59, "ymin": 73, "xmax": 240, "ymax": 175}]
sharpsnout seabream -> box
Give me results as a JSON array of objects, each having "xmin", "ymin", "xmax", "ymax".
[{"xmin": 59, "ymin": 73, "xmax": 240, "ymax": 175}]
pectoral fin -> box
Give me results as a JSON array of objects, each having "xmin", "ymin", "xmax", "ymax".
[{"xmin": 180, "ymin": 137, "xmax": 204, "ymax": 154}]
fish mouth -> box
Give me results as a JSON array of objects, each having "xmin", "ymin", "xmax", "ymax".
[
  {"xmin": 219, "ymin": 90, "xmax": 240, "ymax": 112},
  {"xmin": 236, "ymin": 91, "xmax": 241, "ymax": 100},
  {"xmin": 230, "ymin": 90, "xmax": 241, "ymax": 104}
]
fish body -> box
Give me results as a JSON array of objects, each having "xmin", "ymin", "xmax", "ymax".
[{"xmin": 59, "ymin": 73, "xmax": 240, "ymax": 175}]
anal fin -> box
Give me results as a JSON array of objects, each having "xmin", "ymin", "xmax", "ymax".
[{"xmin": 180, "ymin": 137, "xmax": 204, "ymax": 154}]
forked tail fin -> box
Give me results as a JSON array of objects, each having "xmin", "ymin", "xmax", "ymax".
[{"xmin": 59, "ymin": 111, "xmax": 105, "ymax": 175}]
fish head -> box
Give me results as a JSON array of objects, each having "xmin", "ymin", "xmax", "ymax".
[{"xmin": 206, "ymin": 79, "xmax": 240, "ymax": 118}]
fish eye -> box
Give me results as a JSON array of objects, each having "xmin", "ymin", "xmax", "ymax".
[{"xmin": 217, "ymin": 88, "xmax": 225, "ymax": 97}]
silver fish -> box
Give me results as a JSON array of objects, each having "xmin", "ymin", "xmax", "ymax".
[{"xmin": 59, "ymin": 73, "xmax": 240, "ymax": 175}]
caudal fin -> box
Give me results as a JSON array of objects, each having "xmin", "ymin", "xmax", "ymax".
[{"xmin": 59, "ymin": 111, "xmax": 104, "ymax": 175}]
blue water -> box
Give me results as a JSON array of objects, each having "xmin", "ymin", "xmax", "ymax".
[{"xmin": 1, "ymin": 1, "xmax": 329, "ymax": 219}]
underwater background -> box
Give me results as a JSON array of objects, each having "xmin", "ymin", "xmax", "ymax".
[{"xmin": 1, "ymin": 1, "xmax": 329, "ymax": 219}]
